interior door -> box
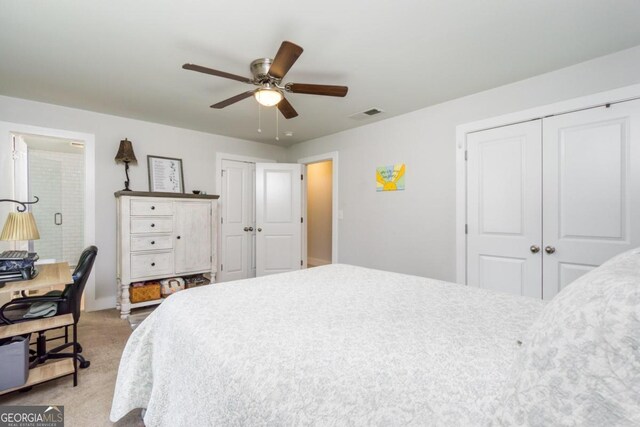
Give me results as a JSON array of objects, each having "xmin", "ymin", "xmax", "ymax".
[
  {"xmin": 29, "ymin": 151, "xmax": 63, "ymax": 262},
  {"xmin": 466, "ymin": 120, "xmax": 543, "ymax": 297},
  {"xmin": 249, "ymin": 165, "xmax": 257, "ymax": 278},
  {"xmin": 542, "ymin": 99, "xmax": 640, "ymax": 299},
  {"xmin": 175, "ymin": 201, "xmax": 212, "ymax": 274},
  {"xmin": 256, "ymin": 163, "xmax": 303, "ymax": 277},
  {"xmin": 219, "ymin": 160, "xmax": 255, "ymax": 281}
]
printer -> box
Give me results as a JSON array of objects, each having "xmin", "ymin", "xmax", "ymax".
[{"xmin": 0, "ymin": 252, "xmax": 39, "ymax": 284}]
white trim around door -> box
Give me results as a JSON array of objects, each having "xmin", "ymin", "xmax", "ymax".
[
  {"xmin": 297, "ymin": 151, "xmax": 339, "ymax": 264},
  {"xmin": 0, "ymin": 121, "xmax": 100, "ymax": 310},
  {"xmin": 455, "ymin": 83, "xmax": 640, "ymax": 286}
]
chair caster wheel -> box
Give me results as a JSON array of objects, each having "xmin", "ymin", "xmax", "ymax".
[
  {"xmin": 79, "ymin": 360, "xmax": 90, "ymax": 369},
  {"xmin": 76, "ymin": 344, "xmax": 83, "ymax": 353}
]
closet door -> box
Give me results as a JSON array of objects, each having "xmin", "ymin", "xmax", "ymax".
[
  {"xmin": 255, "ymin": 163, "xmax": 302, "ymax": 277},
  {"xmin": 219, "ymin": 160, "xmax": 255, "ymax": 282},
  {"xmin": 542, "ymin": 100, "xmax": 640, "ymax": 299},
  {"xmin": 466, "ymin": 120, "xmax": 543, "ymax": 297}
]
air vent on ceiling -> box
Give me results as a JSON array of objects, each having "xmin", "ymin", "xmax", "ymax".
[{"xmin": 349, "ymin": 108, "xmax": 385, "ymax": 121}]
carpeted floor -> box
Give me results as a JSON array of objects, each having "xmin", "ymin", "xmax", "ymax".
[{"xmin": 0, "ymin": 309, "xmax": 143, "ymax": 426}]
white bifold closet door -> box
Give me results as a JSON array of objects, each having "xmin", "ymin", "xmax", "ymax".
[
  {"xmin": 466, "ymin": 120, "xmax": 543, "ymax": 298},
  {"xmin": 542, "ymin": 100, "xmax": 640, "ymax": 299},
  {"xmin": 467, "ymin": 99, "xmax": 640, "ymax": 299},
  {"xmin": 255, "ymin": 163, "xmax": 303, "ymax": 277}
]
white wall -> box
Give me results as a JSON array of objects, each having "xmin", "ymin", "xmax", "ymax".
[
  {"xmin": 0, "ymin": 95, "xmax": 287, "ymax": 308},
  {"xmin": 307, "ymin": 161, "xmax": 332, "ymax": 265},
  {"xmin": 287, "ymin": 45, "xmax": 640, "ymax": 281}
]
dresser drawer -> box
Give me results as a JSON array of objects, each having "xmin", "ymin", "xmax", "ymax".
[
  {"xmin": 130, "ymin": 251, "xmax": 174, "ymax": 279},
  {"xmin": 131, "ymin": 218, "xmax": 173, "ymax": 234},
  {"xmin": 131, "ymin": 200, "xmax": 173, "ymax": 216},
  {"xmin": 131, "ymin": 234, "xmax": 173, "ymax": 252}
]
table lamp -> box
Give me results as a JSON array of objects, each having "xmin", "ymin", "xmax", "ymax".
[
  {"xmin": 0, "ymin": 197, "xmax": 40, "ymax": 244},
  {"xmin": 1, "ymin": 211, "xmax": 40, "ymax": 242},
  {"xmin": 115, "ymin": 138, "xmax": 137, "ymax": 191}
]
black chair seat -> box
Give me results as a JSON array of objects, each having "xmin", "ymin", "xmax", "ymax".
[{"xmin": 2, "ymin": 304, "xmax": 29, "ymax": 322}]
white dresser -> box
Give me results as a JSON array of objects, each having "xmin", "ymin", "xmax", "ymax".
[{"xmin": 115, "ymin": 191, "xmax": 219, "ymax": 318}]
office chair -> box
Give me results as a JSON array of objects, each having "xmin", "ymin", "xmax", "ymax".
[{"xmin": 0, "ymin": 246, "xmax": 98, "ymax": 369}]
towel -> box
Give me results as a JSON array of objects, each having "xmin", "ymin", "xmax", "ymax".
[{"xmin": 23, "ymin": 302, "xmax": 58, "ymax": 318}]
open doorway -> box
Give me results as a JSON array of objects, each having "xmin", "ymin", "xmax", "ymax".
[
  {"xmin": 306, "ymin": 160, "xmax": 333, "ymax": 268},
  {"xmin": 1, "ymin": 121, "xmax": 98, "ymax": 310},
  {"xmin": 13, "ymin": 134, "xmax": 86, "ymax": 267}
]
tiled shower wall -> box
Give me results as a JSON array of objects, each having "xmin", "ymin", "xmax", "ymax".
[{"xmin": 28, "ymin": 149, "xmax": 84, "ymax": 264}]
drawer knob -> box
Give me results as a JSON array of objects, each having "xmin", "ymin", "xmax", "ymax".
[
  {"xmin": 151, "ymin": 241, "xmax": 155, "ymax": 245},
  {"xmin": 151, "ymin": 262, "xmax": 156, "ymax": 267},
  {"xmin": 151, "ymin": 223, "xmax": 155, "ymax": 227},
  {"xmin": 151, "ymin": 206, "xmax": 155, "ymax": 210},
  {"xmin": 177, "ymin": 235, "xmax": 181, "ymax": 240}
]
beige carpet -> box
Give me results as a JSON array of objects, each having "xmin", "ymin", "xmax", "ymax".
[{"xmin": 0, "ymin": 309, "xmax": 143, "ymax": 426}]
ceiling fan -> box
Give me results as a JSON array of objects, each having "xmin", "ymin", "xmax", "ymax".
[{"xmin": 183, "ymin": 41, "xmax": 348, "ymax": 119}]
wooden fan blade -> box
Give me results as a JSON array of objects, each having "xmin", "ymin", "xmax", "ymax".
[
  {"xmin": 210, "ymin": 91, "xmax": 255, "ymax": 109},
  {"xmin": 183, "ymin": 63, "xmax": 252, "ymax": 84},
  {"xmin": 268, "ymin": 41, "xmax": 304, "ymax": 79},
  {"xmin": 286, "ymin": 83, "xmax": 348, "ymax": 97},
  {"xmin": 277, "ymin": 97, "xmax": 298, "ymax": 119}
]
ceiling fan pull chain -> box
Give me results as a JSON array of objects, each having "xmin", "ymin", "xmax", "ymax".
[
  {"xmin": 257, "ymin": 103, "xmax": 262, "ymax": 133},
  {"xmin": 275, "ymin": 106, "xmax": 280, "ymax": 141}
]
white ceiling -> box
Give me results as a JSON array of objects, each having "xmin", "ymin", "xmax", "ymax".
[{"xmin": 1, "ymin": 1, "xmax": 640, "ymax": 147}]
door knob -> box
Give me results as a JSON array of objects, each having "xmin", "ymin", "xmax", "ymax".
[
  {"xmin": 244, "ymin": 227, "xmax": 249, "ymax": 232},
  {"xmin": 545, "ymin": 246, "xmax": 556, "ymax": 254},
  {"xmin": 257, "ymin": 228, "xmax": 262, "ymax": 232},
  {"xmin": 530, "ymin": 245, "xmax": 540, "ymax": 253},
  {"xmin": 248, "ymin": 227, "xmax": 254, "ymax": 232}
]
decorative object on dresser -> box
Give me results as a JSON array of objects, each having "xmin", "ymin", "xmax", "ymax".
[
  {"xmin": 147, "ymin": 155, "xmax": 185, "ymax": 193},
  {"xmin": 114, "ymin": 138, "xmax": 138, "ymax": 192},
  {"xmin": 115, "ymin": 191, "xmax": 219, "ymax": 318}
]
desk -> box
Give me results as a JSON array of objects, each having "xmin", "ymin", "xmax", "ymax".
[
  {"xmin": 0, "ymin": 262, "xmax": 76, "ymax": 395},
  {"xmin": 0, "ymin": 262, "xmax": 72, "ymax": 295}
]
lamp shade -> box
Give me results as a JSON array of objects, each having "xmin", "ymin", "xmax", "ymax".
[
  {"xmin": 115, "ymin": 138, "xmax": 137, "ymax": 163},
  {"xmin": 0, "ymin": 212, "xmax": 40, "ymax": 241},
  {"xmin": 254, "ymin": 88, "xmax": 283, "ymax": 107}
]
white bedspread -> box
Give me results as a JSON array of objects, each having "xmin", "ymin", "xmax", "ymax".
[{"xmin": 110, "ymin": 264, "xmax": 543, "ymax": 426}]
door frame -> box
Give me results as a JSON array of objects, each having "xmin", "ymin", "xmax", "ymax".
[
  {"xmin": 297, "ymin": 151, "xmax": 339, "ymax": 265},
  {"xmin": 215, "ymin": 152, "xmax": 275, "ymax": 281},
  {"xmin": 455, "ymin": 83, "xmax": 640, "ymax": 285},
  {"xmin": 0, "ymin": 121, "xmax": 99, "ymax": 310}
]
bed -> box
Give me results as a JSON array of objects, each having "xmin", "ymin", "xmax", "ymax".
[{"xmin": 110, "ymin": 252, "xmax": 640, "ymax": 426}]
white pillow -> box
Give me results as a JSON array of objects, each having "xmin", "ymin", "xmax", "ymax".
[{"xmin": 493, "ymin": 249, "xmax": 640, "ymax": 426}]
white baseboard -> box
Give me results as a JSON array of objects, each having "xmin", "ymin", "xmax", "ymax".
[
  {"xmin": 308, "ymin": 257, "xmax": 331, "ymax": 267},
  {"xmin": 86, "ymin": 295, "xmax": 117, "ymax": 312}
]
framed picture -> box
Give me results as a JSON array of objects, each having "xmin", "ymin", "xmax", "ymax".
[
  {"xmin": 147, "ymin": 155, "xmax": 185, "ymax": 193},
  {"xmin": 376, "ymin": 163, "xmax": 405, "ymax": 192}
]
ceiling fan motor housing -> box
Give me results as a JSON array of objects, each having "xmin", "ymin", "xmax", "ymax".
[{"xmin": 250, "ymin": 58, "xmax": 276, "ymax": 83}]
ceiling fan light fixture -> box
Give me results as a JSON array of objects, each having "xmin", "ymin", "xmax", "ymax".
[{"xmin": 254, "ymin": 88, "xmax": 283, "ymax": 107}]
